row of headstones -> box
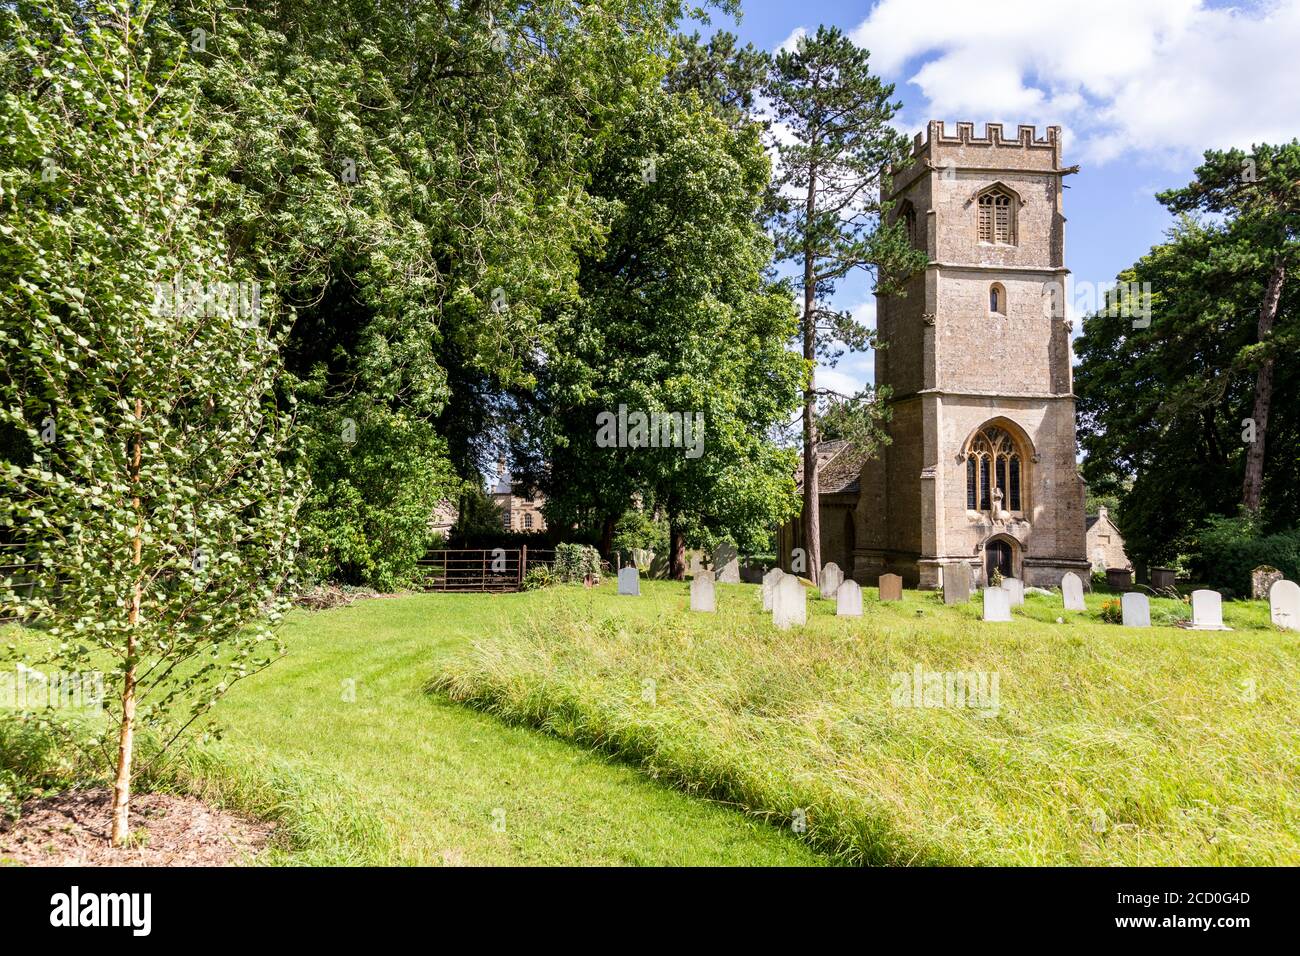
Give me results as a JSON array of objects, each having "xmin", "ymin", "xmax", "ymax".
[{"xmin": 618, "ymin": 562, "xmax": 1300, "ymax": 633}]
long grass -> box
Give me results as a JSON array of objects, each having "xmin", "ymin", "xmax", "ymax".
[{"xmin": 431, "ymin": 580, "xmax": 1300, "ymax": 865}]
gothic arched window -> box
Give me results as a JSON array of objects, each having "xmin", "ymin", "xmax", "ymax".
[
  {"xmin": 964, "ymin": 424, "xmax": 1024, "ymax": 513},
  {"xmin": 977, "ymin": 188, "xmax": 1015, "ymax": 244},
  {"xmin": 897, "ymin": 199, "xmax": 918, "ymax": 249}
]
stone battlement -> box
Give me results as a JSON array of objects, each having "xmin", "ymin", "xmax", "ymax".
[{"xmin": 913, "ymin": 121, "xmax": 1060, "ymax": 156}]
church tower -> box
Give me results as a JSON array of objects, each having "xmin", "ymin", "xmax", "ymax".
[{"xmin": 855, "ymin": 121, "xmax": 1090, "ymax": 589}]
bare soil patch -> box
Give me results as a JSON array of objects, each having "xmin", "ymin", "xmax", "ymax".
[{"xmin": 0, "ymin": 788, "xmax": 273, "ymax": 866}]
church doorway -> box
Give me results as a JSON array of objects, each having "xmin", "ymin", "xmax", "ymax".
[{"xmin": 985, "ymin": 538, "xmax": 1015, "ymax": 581}]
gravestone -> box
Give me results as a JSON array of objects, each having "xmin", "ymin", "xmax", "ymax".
[
  {"xmin": 820, "ymin": 562, "xmax": 844, "ymax": 599},
  {"xmin": 1150, "ymin": 568, "xmax": 1177, "ymax": 592},
  {"xmin": 1188, "ymin": 589, "xmax": 1231, "ymax": 630},
  {"xmin": 690, "ymin": 570, "xmax": 715, "ymax": 613},
  {"xmin": 762, "ymin": 567, "xmax": 785, "ymax": 611},
  {"xmin": 687, "ymin": 550, "xmax": 705, "ymax": 574},
  {"xmin": 878, "ymin": 573, "xmax": 903, "ymax": 602},
  {"xmin": 1002, "ymin": 577, "xmax": 1024, "ymax": 606},
  {"xmin": 835, "ymin": 579, "xmax": 863, "ymax": 617},
  {"xmin": 982, "ymin": 587, "xmax": 1011, "ymax": 622},
  {"xmin": 1106, "ymin": 568, "xmax": 1132, "ymax": 590},
  {"xmin": 617, "ymin": 566, "xmax": 640, "ymax": 597},
  {"xmin": 771, "ymin": 575, "xmax": 806, "ymax": 630},
  {"xmin": 1268, "ymin": 578, "xmax": 1300, "ymax": 631},
  {"xmin": 942, "ymin": 562, "xmax": 972, "ymax": 605},
  {"xmin": 648, "ymin": 552, "xmax": 669, "ymax": 580},
  {"xmin": 713, "ymin": 542, "xmax": 740, "ymax": 584},
  {"xmin": 1252, "ymin": 566, "xmax": 1284, "ymax": 601},
  {"xmin": 740, "ymin": 560, "xmax": 765, "ymax": 584},
  {"xmin": 1120, "ymin": 592, "xmax": 1149, "ymax": 628},
  {"xmin": 1061, "ymin": 572, "xmax": 1086, "ymax": 611}
]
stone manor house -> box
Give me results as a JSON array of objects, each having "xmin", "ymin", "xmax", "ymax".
[{"xmin": 779, "ymin": 121, "xmax": 1093, "ymax": 589}]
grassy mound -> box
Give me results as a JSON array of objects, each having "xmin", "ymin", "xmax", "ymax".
[{"xmin": 431, "ymin": 581, "xmax": 1300, "ymax": 865}]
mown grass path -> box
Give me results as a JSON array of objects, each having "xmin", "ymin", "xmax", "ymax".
[{"xmin": 212, "ymin": 592, "xmax": 823, "ymax": 866}]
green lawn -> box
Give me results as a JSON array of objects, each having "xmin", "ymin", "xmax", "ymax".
[
  {"xmin": 433, "ymin": 579, "xmax": 1300, "ymax": 866},
  {"xmin": 5, "ymin": 593, "xmax": 823, "ymax": 866}
]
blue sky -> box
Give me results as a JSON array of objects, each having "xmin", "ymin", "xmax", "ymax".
[{"xmin": 715, "ymin": 0, "xmax": 1300, "ymax": 396}]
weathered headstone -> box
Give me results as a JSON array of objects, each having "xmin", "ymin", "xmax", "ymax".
[
  {"xmin": 1150, "ymin": 567, "xmax": 1177, "ymax": 591},
  {"xmin": 835, "ymin": 579, "xmax": 863, "ymax": 617},
  {"xmin": 687, "ymin": 550, "xmax": 705, "ymax": 574},
  {"xmin": 982, "ymin": 587, "xmax": 1011, "ymax": 622},
  {"xmin": 1269, "ymin": 578, "xmax": 1300, "ymax": 631},
  {"xmin": 878, "ymin": 573, "xmax": 903, "ymax": 602},
  {"xmin": 1002, "ymin": 576, "xmax": 1024, "ymax": 606},
  {"xmin": 761, "ymin": 567, "xmax": 785, "ymax": 611},
  {"xmin": 740, "ymin": 559, "xmax": 765, "ymax": 584},
  {"xmin": 648, "ymin": 552, "xmax": 669, "ymax": 580},
  {"xmin": 1188, "ymin": 589, "xmax": 1231, "ymax": 630},
  {"xmin": 1252, "ymin": 566, "xmax": 1284, "ymax": 601},
  {"xmin": 1061, "ymin": 572, "xmax": 1086, "ymax": 611},
  {"xmin": 1106, "ymin": 568, "xmax": 1132, "ymax": 590},
  {"xmin": 690, "ymin": 570, "xmax": 715, "ymax": 613},
  {"xmin": 942, "ymin": 562, "xmax": 972, "ymax": 605},
  {"xmin": 1120, "ymin": 591, "xmax": 1149, "ymax": 627},
  {"xmin": 771, "ymin": 574, "xmax": 806, "ymax": 630},
  {"xmin": 713, "ymin": 542, "xmax": 740, "ymax": 584},
  {"xmin": 820, "ymin": 562, "xmax": 844, "ymax": 599},
  {"xmin": 617, "ymin": 566, "xmax": 640, "ymax": 596}
]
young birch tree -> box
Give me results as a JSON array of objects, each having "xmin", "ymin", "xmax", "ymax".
[{"xmin": 0, "ymin": 1, "xmax": 302, "ymax": 845}]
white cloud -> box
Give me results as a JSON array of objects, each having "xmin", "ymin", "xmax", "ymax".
[
  {"xmin": 851, "ymin": 0, "xmax": 1300, "ymax": 166},
  {"xmin": 776, "ymin": 26, "xmax": 808, "ymax": 54}
]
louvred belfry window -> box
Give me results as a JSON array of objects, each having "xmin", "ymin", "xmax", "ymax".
[{"xmin": 978, "ymin": 189, "xmax": 1014, "ymax": 244}]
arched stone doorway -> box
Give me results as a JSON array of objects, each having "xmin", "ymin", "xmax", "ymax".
[{"xmin": 984, "ymin": 536, "xmax": 1016, "ymax": 581}]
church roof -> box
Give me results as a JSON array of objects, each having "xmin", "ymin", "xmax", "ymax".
[{"xmin": 794, "ymin": 440, "xmax": 864, "ymax": 497}]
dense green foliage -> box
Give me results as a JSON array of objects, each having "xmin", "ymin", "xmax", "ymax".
[
  {"xmin": 1189, "ymin": 514, "xmax": 1300, "ymax": 597},
  {"xmin": 1076, "ymin": 142, "xmax": 1300, "ymax": 568}
]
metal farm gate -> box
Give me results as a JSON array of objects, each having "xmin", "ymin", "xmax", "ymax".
[{"xmin": 415, "ymin": 547, "xmax": 553, "ymax": 593}]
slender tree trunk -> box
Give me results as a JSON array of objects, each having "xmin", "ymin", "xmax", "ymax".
[
  {"xmin": 669, "ymin": 518, "xmax": 686, "ymax": 581},
  {"xmin": 111, "ymin": 396, "xmax": 144, "ymax": 846},
  {"xmin": 1242, "ymin": 256, "xmax": 1286, "ymax": 513},
  {"xmin": 801, "ymin": 177, "xmax": 821, "ymax": 584},
  {"xmin": 599, "ymin": 513, "xmax": 615, "ymax": 560}
]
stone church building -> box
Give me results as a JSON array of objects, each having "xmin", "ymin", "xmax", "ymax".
[{"xmin": 781, "ymin": 121, "xmax": 1091, "ymax": 589}]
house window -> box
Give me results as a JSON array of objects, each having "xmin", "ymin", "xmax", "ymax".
[
  {"xmin": 501, "ymin": 509, "xmax": 511, "ymax": 530},
  {"xmin": 964, "ymin": 423, "xmax": 1025, "ymax": 513},
  {"xmin": 978, "ymin": 188, "xmax": 1014, "ymax": 244},
  {"xmin": 524, "ymin": 513, "xmax": 533, "ymax": 529}
]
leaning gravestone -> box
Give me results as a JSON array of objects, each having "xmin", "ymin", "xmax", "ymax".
[
  {"xmin": 1120, "ymin": 591, "xmax": 1149, "ymax": 628},
  {"xmin": 943, "ymin": 562, "xmax": 972, "ymax": 605},
  {"xmin": 1188, "ymin": 589, "xmax": 1231, "ymax": 630},
  {"xmin": 1252, "ymin": 566, "xmax": 1284, "ymax": 601},
  {"xmin": 761, "ymin": 567, "xmax": 785, "ymax": 611},
  {"xmin": 878, "ymin": 573, "xmax": 903, "ymax": 602},
  {"xmin": 690, "ymin": 570, "xmax": 715, "ymax": 613},
  {"xmin": 1061, "ymin": 572, "xmax": 1086, "ymax": 611},
  {"xmin": 1268, "ymin": 578, "xmax": 1300, "ymax": 631},
  {"xmin": 820, "ymin": 562, "xmax": 844, "ymax": 599},
  {"xmin": 835, "ymin": 579, "xmax": 863, "ymax": 617},
  {"xmin": 617, "ymin": 566, "xmax": 640, "ymax": 596},
  {"xmin": 713, "ymin": 542, "xmax": 740, "ymax": 584},
  {"xmin": 982, "ymin": 587, "xmax": 1011, "ymax": 622},
  {"xmin": 1002, "ymin": 577, "xmax": 1024, "ymax": 606},
  {"xmin": 772, "ymin": 575, "xmax": 806, "ymax": 630},
  {"xmin": 648, "ymin": 552, "xmax": 669, "ymax": 580}
]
